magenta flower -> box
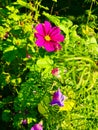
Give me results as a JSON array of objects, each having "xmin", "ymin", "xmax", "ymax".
[
  {"xmin": 31, "ymin": 123, "xmax": 43, "ymax": 130},
  {"xmin": 34, "ymin": 21, "xmax": 64, "ymax": 52},
  {"xmin": 22, "ymin": 119, "xmax": 28, "ymax": 125},
  {"xmin": 51, "ymin": 68, "xmax": 60, "ymax": 77},
  {"xmin": 50, "ymin": 89, "xmax": 65, "ymax": 106}
]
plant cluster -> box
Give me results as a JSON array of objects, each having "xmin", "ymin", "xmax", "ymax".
[{"xmin": 0, "ymin": 0, "xmax": 98, "ymax": 130}]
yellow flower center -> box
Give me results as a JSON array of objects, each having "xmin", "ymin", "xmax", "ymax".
[{"xmin": 44, "ymin": 35, "xmax": 51, "ymax": 41}]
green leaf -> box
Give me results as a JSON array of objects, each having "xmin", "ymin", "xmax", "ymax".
[
  {"xmin": 15, "ymin": 0, "xmax": 36, "ymax": 11},
  {"xmin": 0, "ymin": 101, "xmax": 4, "ymax": 108},
  {"xmin": 88, "ymin": 36, "xmax": 97, "ymax": 44},
  {"xmin": 36, "ymin": 56, "xmax": 53, "ymax": 69},
  {"xmin": 6, "ymin": 6, "xmax": 15, "ymax": 12},
  {"xmin": 2, "ymin": 109, "xmax": 11, "ymax": 122},
  {"xmin": 43, "ymin": 12, "xmax": 73, "ymax": 34},
  {"xmin": 38, "ymin": 95, "xmax": 50, "ymax": 118},
  {"xmin": 59, "ymin": 100, "xmax": 75, "ymax": 112},
  {"xmin": 8, "ymin": 13, "xmax": 20, "ymax": 21},
  {"xmin": 38, "ymin": 102, "xmax": 48, "ymax": 118},
  {"xmin": 3, "ymin": 46, "xmax": 18, "ymax": 62}
]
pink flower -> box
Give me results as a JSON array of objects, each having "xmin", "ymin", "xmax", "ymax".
[
  {"xmin": 34, "ymin": 21, "xmax": 64, "ymax": 52},
  {"xmin": 31, "ymin": 123, "xmax": 43, "ymax": 130},
  {"xmin": 22, "ymin": 119, "xmax": 28, "ymax": 125},
  {"xmin": 26, "ymin": 54, "xmax": 31, "ymax": 58},
  {"xmin": 51, "ymin": 68, "xmax": 60, "ymax": 77}
]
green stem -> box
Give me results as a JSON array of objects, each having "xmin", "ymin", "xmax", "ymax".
[
  {"xmin": 65, "ymin": 57, "xmax": 98, "ymax": 69},
  {"xmin": 76, "ymin": 67, "xmax": 88, "ymax": 89},
  {"xmin": 87, "ymin": 0, "xmax": 94, "ymax": 25}
]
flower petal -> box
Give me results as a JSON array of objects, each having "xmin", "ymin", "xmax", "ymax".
[
  {"xmin": 49, "ymin": 27, "xmax": 61, "ymax": 36},
  {"xmin": 50, "ymin": 89, "xmax": 65, "ymax": 106},
  {"xmin": 51, "ymin": 34, "xmax": 64, "ymax": 42},
  {"xmin": 31, "ymin": 127, "xmax": 34, "ymax": 130},
  {"xmin": 31, "ymin": 124, "xmax": 43, "ymax": 130},
  {"xmin": 51, "ymin": 68, "xmax": 59, "ymax": 77},
  {"xmin": 44, "ymin": 41, "xmax": 55, "ymax": 52},
  {"xmin": 35, "ymin": 37, "xmax": 45, "ymax": 47},
  {"xmin": 54, "ymin": 43, "xmax": 62, "ymax": 51},
  {"xmin": 50, "ymin": 100, "xmax": 64, "ymax": 106},
  {"xmin": 44, "ymin": 21, "xmax": 52, "ymax": 34},
  {"xmin": 35, "ymin": 23, "xmax": 45, "ymax": 36},
  {"xmin": 50, "ymin": 100, "xmax": 59, "ymax": 105},
  {"xmin": 35, "ymin": 33, "xmax": 43, "ymax": 39},
  {"xmin": 58, "ymin": 101, "xmax": 64, "ymax": 106}
]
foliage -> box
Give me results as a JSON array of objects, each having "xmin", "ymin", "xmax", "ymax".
[{"xmin": 0, "ymin": 0, "xmax": 98, "ymax": 130}]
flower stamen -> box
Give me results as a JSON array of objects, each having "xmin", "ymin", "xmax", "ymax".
[{"xmin": 44, "ymin": 35, "xmax": 51, "ymax": 41}]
